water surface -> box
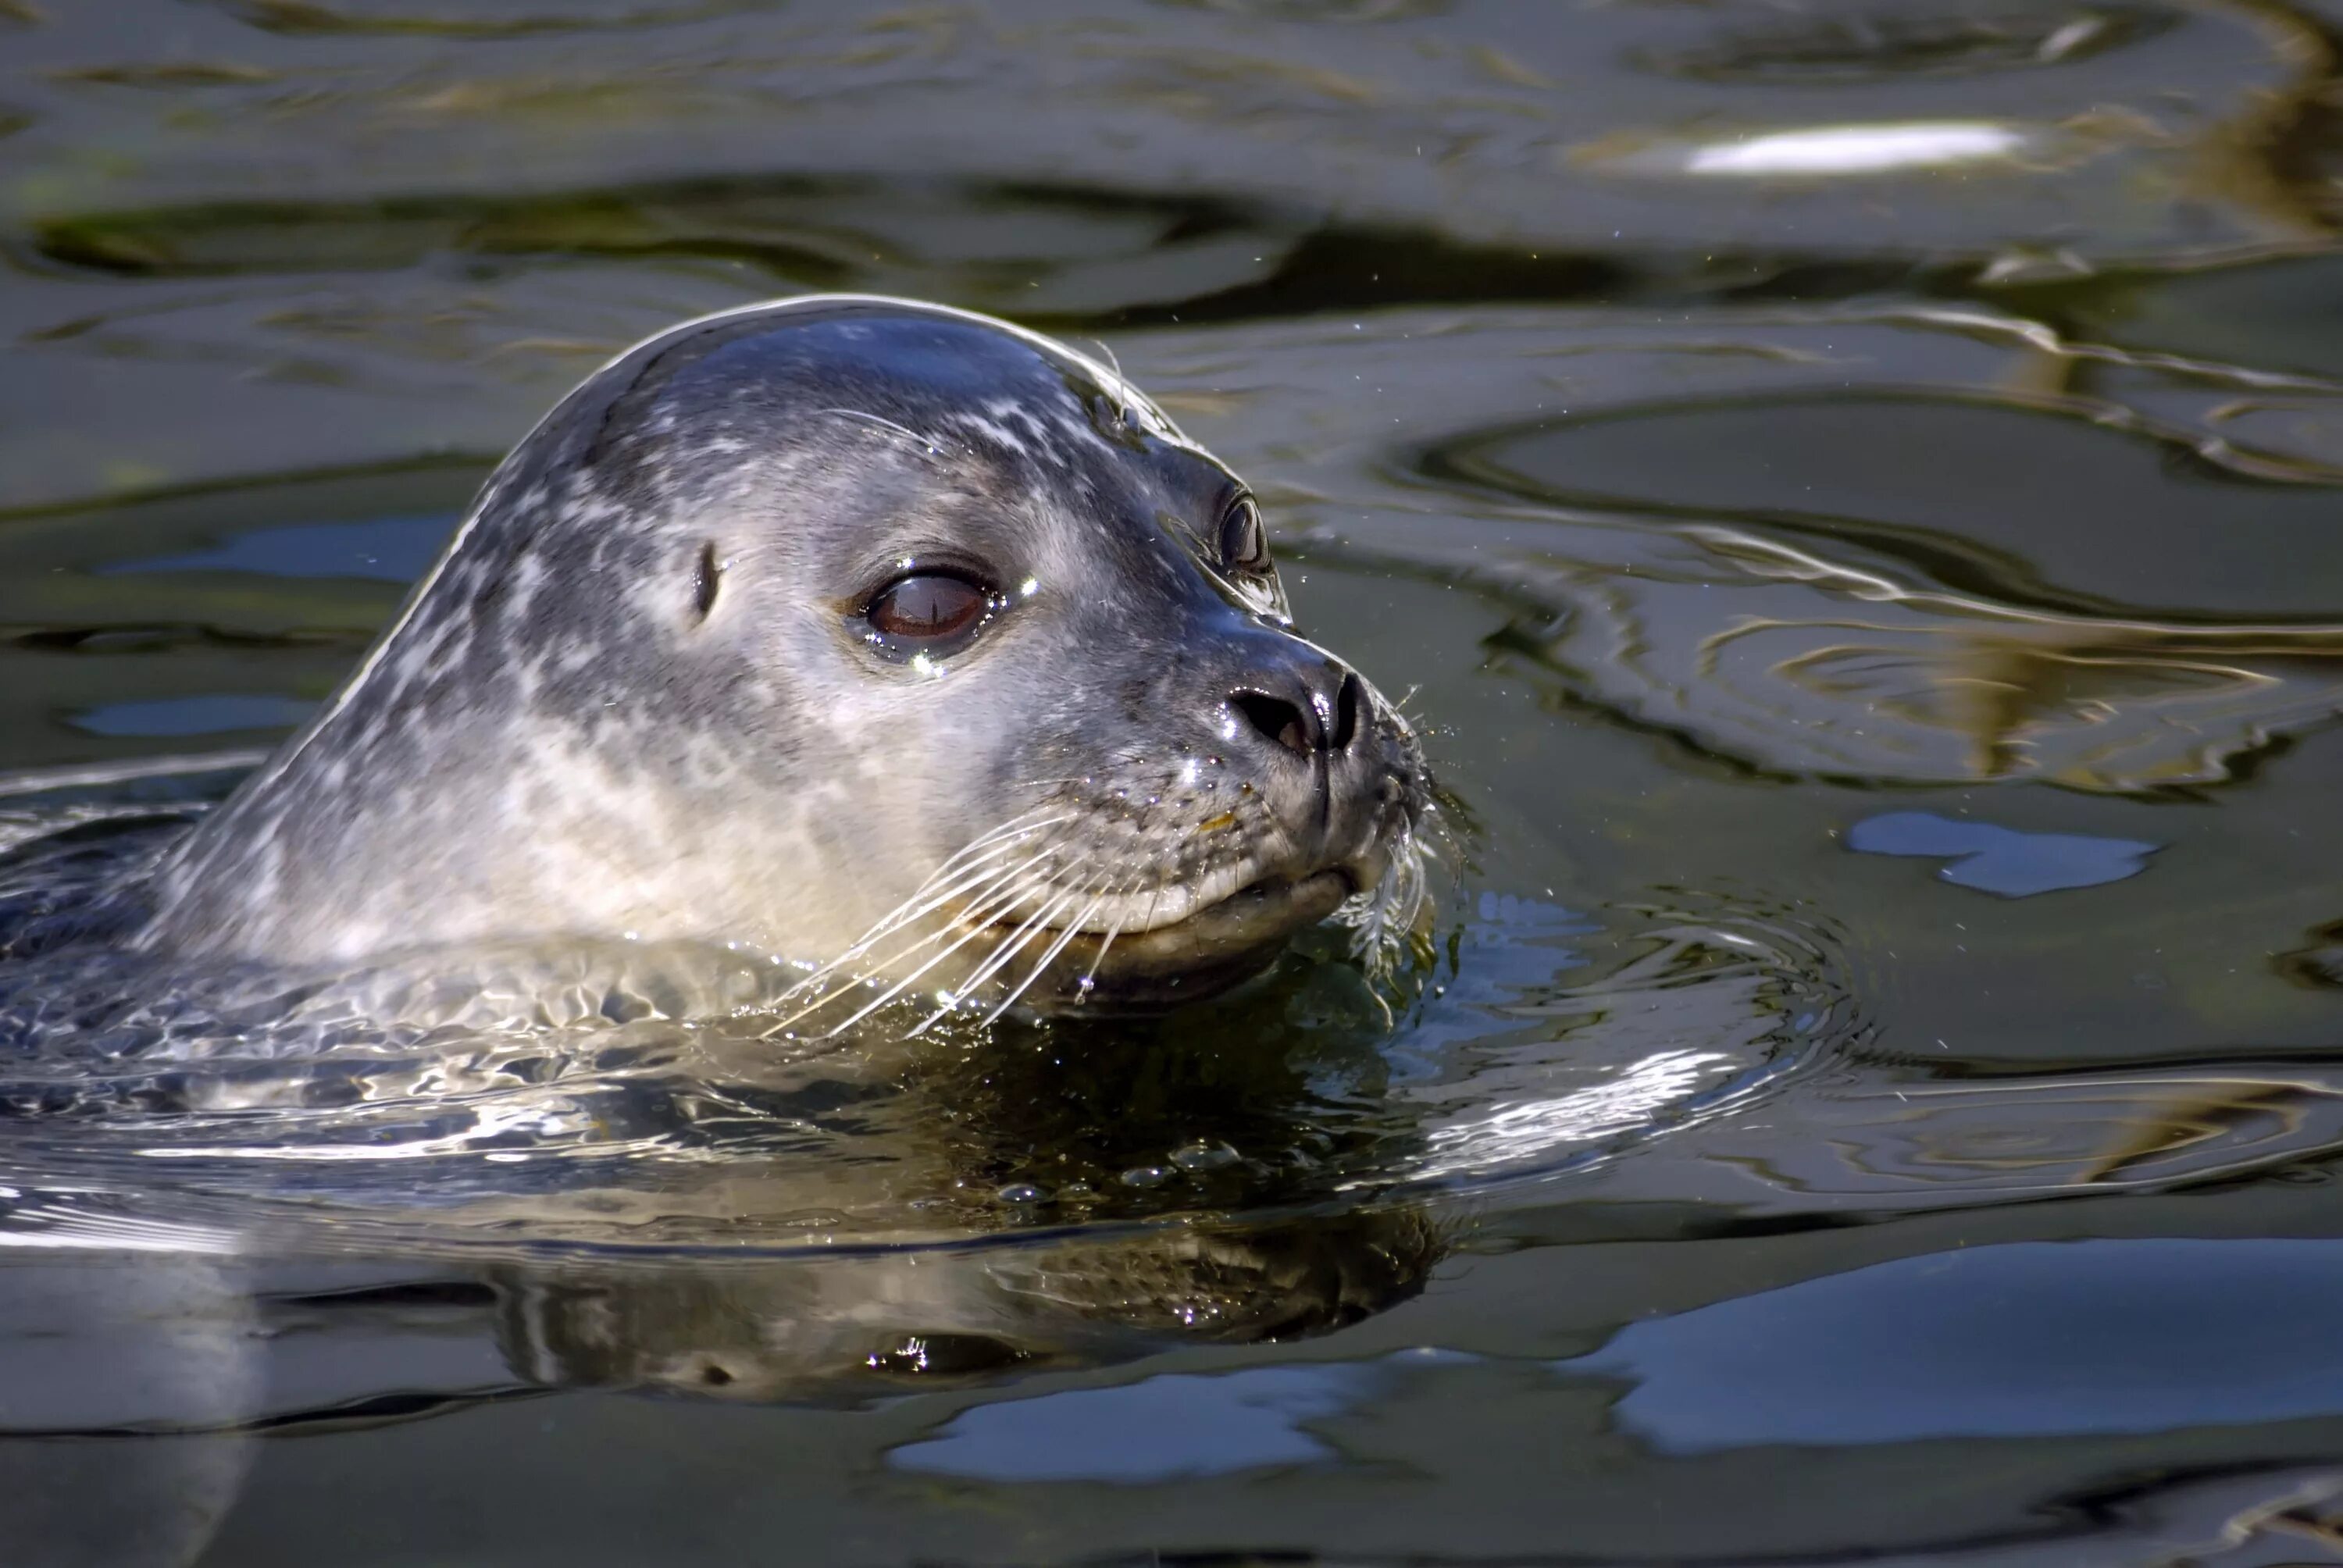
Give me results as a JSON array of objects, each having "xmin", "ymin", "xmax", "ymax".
[{"xmin": 12, "ymin": 2, "xmax": 2343, "ymax": 1563}]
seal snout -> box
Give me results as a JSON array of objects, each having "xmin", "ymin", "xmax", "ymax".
[{"xmin": 1220, "ymin": 638, "xmax": 1417, "ymax": 868}]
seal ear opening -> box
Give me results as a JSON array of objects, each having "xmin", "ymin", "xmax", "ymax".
[{"xmin": 692, "ymin": 541, "xmax": 724, "ymax": 623}]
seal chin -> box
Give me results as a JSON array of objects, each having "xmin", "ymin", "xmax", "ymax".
[{"xmin": 1015, "ymin": 867, "xmax": 1359, "ymax": 1015}]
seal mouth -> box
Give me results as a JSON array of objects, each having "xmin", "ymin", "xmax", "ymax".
[{"xmin": 1000, "ymin": 868, "xmax": 1357, "ymax": 1014}]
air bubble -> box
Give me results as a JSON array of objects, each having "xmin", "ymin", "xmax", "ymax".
[{"xmin": 1169, "ymin": 1140, "xmax": 1239, "ymax": 1172}]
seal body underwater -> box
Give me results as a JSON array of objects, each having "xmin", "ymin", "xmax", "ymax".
[{"xmin": 135, "ymin": 295, "xmax": 1429, "ymax": 1020}]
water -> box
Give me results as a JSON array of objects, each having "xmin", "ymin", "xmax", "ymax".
[{"xmin": 12, "ymin": 1, "xmax": 2343, "ymax": 1562}]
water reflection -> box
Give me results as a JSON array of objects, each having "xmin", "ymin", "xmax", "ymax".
[
  {"xmin": 1132, "ymin": 302, "xmax": 2343, "ymax": 796},
  {"xmin": 13, "ymin": 0, "xmax": 2343, "ymax": 1557},
  {"xmin": 883, "ymin": 1350, "xmax": 1470, "ymax": 1482},
  {"xmin": 0, "ymin": 1252, "xmax": 261, "ymax": 1568},
  {"xmin": 1592, "ymin": 1064, "xmax": 2343, "ymax": 1210},
  {"xmin": 1635, "ymin": 5, "xmax": 2180, "ymax": 84},
  {"xmin": 1617, "ymin": 121, "xmax": 2046, "ymax": 178},
  {"xmin": 1311, "ymin": 507, "xmax": 2343, "ymax": 794},
  {"xmin": 1846, "ymin": 811, "xmax": 2159, "ymax": 895},
  {"xmin": 497, "ymin": 1210, "xmax": 1443, "ymax": 1402},
  {"xmin": 1564, "ymin": 1238, "xmax": 2343, "ymax": 1448},
  {"xmin": 194, "ymin": 0, "xmax": 783, "ymax": 35}
]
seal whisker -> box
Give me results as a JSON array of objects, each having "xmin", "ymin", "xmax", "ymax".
[
  {"xmin": 1004, "ymin": 777, "xmax": 1100, "ymax": 796},
  {"xmin": 932, "ymin": 807, "xmax": 1075, "ymax": 866},
  {"xmin": 880, "ymin": 812, "xmax": 1073, "ymax": 910},
  {"xmin": 766, "ymin": 860, "xmax": 1028, "ymax": 1019},
  {"xmin": 849, "ymin": 832, "xmax": 1062, "ymax": 948},
  {"xmin": 765, "ymin": 852, "xmax": 1054, "ymax": 1031},
  {"xmin": 796, "ymin": 876, "xmax": 1048, "ymax": 1039},
  {"xmin": 979, "ymin": 885, "xmax": 1108, "ymax": 1028},
  {"xmin": 816, "ymin": 406, "xmax": 949, "ymax": 458},
  {"xmin": 769, "ymin": 856, "xmax": 1060, "ymax": 1036},
  {"xmin": 1139, "ymin": 865, "xmax": 1172, "ymax": 940},
  {"xmin": 1075, "ymin": 928, "xmax": 1122, "ymax": 1002},
  {"xmin": 1074, "ymin": 893, "xmax": 1131, "ymax": 1002},
  {"xmin": 950, "ymin": 884, "xmax": 1075, "ymax": 996},
  {"xmin": 888, "ymin": 811, "xmax": 1057, "ymax": 896},
  {"xmin": 905, "ymin": 888, "xmax": 1078, "ymax": 1037},
  {"xmin": 895, "ymin": 839, "xmax": 1073, "ymax": 934},
  {"xmin": 771, "ymin": 829, "xmax": 1068, "ymax": 1010}
]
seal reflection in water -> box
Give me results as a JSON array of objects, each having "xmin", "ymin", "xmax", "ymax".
[
  {"xmin": 495, "ymin": 1210, "xmax": 1444, "ymax": 1402},
  {"xmin": 137, "ymin": 296, "xmax": 1430, "ymax": 1025}
]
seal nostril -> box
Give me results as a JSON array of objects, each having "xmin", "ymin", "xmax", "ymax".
[
  {"xmin": 1332, "ymin": 673, "xmax": 1361, "ymax": 752},
  {"xmin": 1233, "ymin": 690, "xmax": 1313, "ymax": 757}
]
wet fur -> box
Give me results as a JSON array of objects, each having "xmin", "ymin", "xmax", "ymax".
[{"xmin": 140, "ymin": 297, "xmax": 1429, "ymax": 1019}]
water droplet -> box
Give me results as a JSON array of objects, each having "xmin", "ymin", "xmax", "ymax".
[{"xmin": 1169, "ymin": 1140, "xmax": 1239, "ymax": 1172}]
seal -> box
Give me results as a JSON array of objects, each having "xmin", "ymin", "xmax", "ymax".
[{"xmin": 136, "ymin": 295, "xmax": 1429, "ymax": 1023}]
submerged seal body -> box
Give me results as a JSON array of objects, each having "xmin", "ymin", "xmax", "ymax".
[{"xmin": 138, "ymin": 295, "xmax": 1428, "ymax": 1017}]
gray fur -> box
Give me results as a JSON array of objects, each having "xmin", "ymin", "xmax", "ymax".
[{"xmin": 141, "ymin": 296, "xmax": 1425, "ymax": 1011}]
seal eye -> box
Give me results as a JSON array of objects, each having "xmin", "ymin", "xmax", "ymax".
[
  {"xmin": 1219, "ymin": 497, "xmax": 1269, "ymax": 576},
  {"xmin": 865, "ymin": 572, "xmax": 992, "ymax": 653}
]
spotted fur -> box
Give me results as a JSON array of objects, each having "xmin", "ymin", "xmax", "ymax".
[{"xmin": 141, "ymin": 297, "xmax": 1428, "ymax": 1016}]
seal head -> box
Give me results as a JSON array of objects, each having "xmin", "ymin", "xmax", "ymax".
[{"xmin": 141, "ymin": 296, "xmax": 1428, "ymax": 1017}]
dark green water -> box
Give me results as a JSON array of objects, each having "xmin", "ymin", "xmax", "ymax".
[{"xmin": 15, "ymin": 2, "xmax": 2343, "ymax": 1563}]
